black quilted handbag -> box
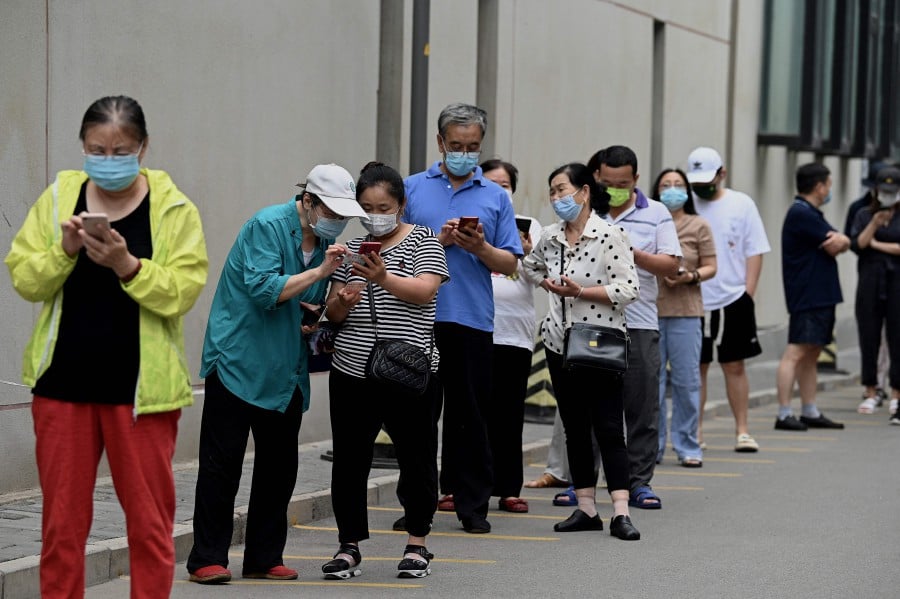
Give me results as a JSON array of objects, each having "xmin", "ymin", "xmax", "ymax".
[
  {"xmin": 362, "ymin": 282, "xmax": 431, "ymax": 395},
  {"xmin": 365, "ymin": 338, "xmax": 431, "ymax": 395}
]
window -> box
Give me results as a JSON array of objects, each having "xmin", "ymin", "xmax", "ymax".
[{"xmin": 758, "ymin": 0, "xmax": 900, "ymax": 158}]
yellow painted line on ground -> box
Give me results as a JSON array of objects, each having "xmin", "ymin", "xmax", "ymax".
[
  {"xmin": 271, "ymin": 554, "xmax": 496, "ymax": 565},
  {"xmin": 702, "ymin": 445, "xmax": 811, "ymax": 453},
  {"xmin": 171, "ymin": 578, "xmax": 423, "ymax": 588},
  {"xmin": 652, "ymin": 469, "xmax": 742, "ymax": 478},
  {"xmin": 700, "ymin": 457, "xmax": 775, "ymax": 464},
  {"xmin": 367, "ymin": 505, "xmax": 569, "ymax": 519},
  {"xmin": 702, "ymin": 433, "xmax": 837, "ymax": 441},
  {"xmin": 294, "ymin": 524, "xmax": 559, "ymax": 542}
]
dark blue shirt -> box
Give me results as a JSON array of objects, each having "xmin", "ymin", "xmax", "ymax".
[{"xmin": 781, "ymin": 197, "xmax": 842, "ymax": 313}]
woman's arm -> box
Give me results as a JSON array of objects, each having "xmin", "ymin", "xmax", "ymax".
[{"xmin": 869, "ymin": 239, "xmax": 900, "ymax": 256}]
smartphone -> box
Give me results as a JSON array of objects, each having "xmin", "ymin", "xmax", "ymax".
[
  {"xmin": 358, "ymin": 241, "xmax": 382, "ymax": 255},
  {"xmin": 458, "ymin": 216, "xmax": 479, "ymax": 232},
  {"xmin": 515, "ymin": 217, "xmax": 531, "ymax": 234},
  {"xmin": 81, "ymin": 213, "xmax": 110, "ymax": 238}
]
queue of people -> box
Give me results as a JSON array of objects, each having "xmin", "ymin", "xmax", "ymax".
[{"xmin": 5, "ymin": 96, "xmax": 895, "ymax": 596}]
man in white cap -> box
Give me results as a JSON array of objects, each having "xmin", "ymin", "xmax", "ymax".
[
  {"xmin": 685, "ymin": 147, "xmax": 771, "ymax": 453},
  {"xmin": 188, "ymin": 164, "xmax": 365, "ymax": 584}
]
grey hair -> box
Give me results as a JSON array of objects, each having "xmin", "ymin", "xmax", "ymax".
[{"xmin": 437, "ymin": 103, "xmax": 488, "ymax": 138}]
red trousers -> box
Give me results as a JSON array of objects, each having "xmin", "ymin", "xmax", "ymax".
[{"xmin": 32, "ymin": 396, "xmax": 180, "ymax": 599}]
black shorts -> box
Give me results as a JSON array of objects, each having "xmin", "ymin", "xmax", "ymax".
[
  {"xmin": 788, "ymin": 306, "xmax": 835, "ymax": 346},
  {"xmin": 701, "ymin": 292, "xmax": 763, "ymax": 364}
]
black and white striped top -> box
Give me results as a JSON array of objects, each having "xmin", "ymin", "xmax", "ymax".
[{"xmin": 330, "ymin": 225, "xmax": 450, "ymax": 378}]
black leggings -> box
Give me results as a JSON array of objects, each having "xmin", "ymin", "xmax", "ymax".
[{"xmin": 545, "ymin": 350, "xmax": 629, "ymax": 492}]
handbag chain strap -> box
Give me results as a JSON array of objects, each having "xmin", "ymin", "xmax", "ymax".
[
  {"xmin": 363, "ymin": 257, "xmax": 434, "ymax": 356},
  {"xmin": 559, "ymin": 245, "xmax": 573, "ymax": 330}
]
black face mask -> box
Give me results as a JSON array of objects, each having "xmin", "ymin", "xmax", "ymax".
[{"xmin": 692, "ymin": 183, "xmax": 717, "ymax": 200}]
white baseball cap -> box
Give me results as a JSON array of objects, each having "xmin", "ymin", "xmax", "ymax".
[
  {"xmin": 686, "ymin": 147, "xmax": 723, "ymax": 184},
  {"xmin": 297, "ymin": 164, "xmax": 367, "ymax": 218}
]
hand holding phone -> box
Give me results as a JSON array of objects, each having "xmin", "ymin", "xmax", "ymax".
[
  {"xmin": 458, "ymin": 216, "xmax": 479, "ymax": 233},
  {"xmin": 81, "ymin": 213, "xmax": 110, "ymax": 238}
]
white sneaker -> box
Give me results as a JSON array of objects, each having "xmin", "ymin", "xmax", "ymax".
[
  {"xmin": 735, "ymin": 434, "xmax": 759, "ymax": 452},
  {"xmin": 890, "ymin": 398, "xmax": 898, "ymax": 416},
  {"xmin": 858, "ymin": 397, "xmax": 879, "ymax": 414}
]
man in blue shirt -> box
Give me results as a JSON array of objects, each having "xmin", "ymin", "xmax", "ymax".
[
  {"xmin": 774, "ymin": 163, "xmax": 849, "ymax": 431},
  {"xmin": 402, "ymin": 103, "xmax": 522, "ymax": 534},
  {"xmin": 188, "ymin": 164, "xmax": 365, "ymax": 584}
]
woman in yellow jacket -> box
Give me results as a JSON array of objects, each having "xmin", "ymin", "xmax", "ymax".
[{"xmin": 5, "ymin": 96, "xmax": 208, "ymax": 599}]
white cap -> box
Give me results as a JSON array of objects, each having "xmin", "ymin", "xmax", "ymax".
[
  {"xmin": 686, "ymin": 147, "xmax": 723, "ymax": 184},
  {"xmin": 297, "ymin": 164, "xmax": 367, "ymax": 218}
]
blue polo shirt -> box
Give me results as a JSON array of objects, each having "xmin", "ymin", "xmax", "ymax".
[
  {"xmin": 403, "ymin": 161, "xmax": 523, "ymax": 332},
  {"xmin": 781, "ymin": 197, "xmax": 842, "ymax": 313},
  {"xmin": 200, "ymin": 198, "xmax": 331, "ymax": 413}
]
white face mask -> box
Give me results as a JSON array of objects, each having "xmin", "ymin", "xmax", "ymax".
[
  {"xmin": 878, "ymin": 190, "xmax": 900, "ymax": 207},
  {"xmin": 505, "ymin": 188, "xmax": 514, "ymax": 202},
  {"xmin": 362, "ymin": 212, "xmax": 398, "ymax": 237}
]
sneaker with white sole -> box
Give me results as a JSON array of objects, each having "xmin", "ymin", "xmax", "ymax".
[
  {"xmin": 890, "ymin": 411, "xmax": 900, "ymax": 425},
  {"xmin": 858, "ymin": 397, "xmax": 879, "ymax": 414},
  {"xmin": 735, "ymin": 434, "xmax": 759, "ymax": 452}
]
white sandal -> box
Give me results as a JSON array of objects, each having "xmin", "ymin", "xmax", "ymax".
[{"xmin": 857, "ymin": 397, "xmax": 878, "ymax": 414}]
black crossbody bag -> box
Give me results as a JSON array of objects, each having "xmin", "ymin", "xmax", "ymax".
[{"xmin": 363, "ymin": 282, "xmax": 432, "ymax": 395}]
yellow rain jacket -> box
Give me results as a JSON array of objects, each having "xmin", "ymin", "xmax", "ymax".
[{"xmin": 5, "ymin": 169, "xmax": 208, "ymax": 415}]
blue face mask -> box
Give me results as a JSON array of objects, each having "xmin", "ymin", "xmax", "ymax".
[
  {"xmin": 310, "ymin": 207, "xmax": 348, "ymax": 240},
  {"xmin": 83, "ymin": 147, "xmax": 142, "ymax": 192},
  {"xmin": 660, "ymin": 187, "xmax": 689, "ymax": 211},
  {"xmin": 822, "ymin": 190, "xmax": 832, "ymax": 205},
  {"xmin": 444, "ymin": 151, "xmax": 480, "ymax": 177},
  {"xmin": 552, "ymin": 194, "xmax": 583, "ymax": 222}
]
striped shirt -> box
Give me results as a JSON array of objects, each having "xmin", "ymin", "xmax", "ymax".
[{"xmin": 330, "ymin": 225, "xmax": 450, "ymax": 378}]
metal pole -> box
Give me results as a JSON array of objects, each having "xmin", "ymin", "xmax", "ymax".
[{"xmin": 409, "ymin": 0, "xmax": 430, "ymax": 174}]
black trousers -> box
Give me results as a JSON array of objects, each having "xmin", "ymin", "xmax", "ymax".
[
  {"xmin": 622, "ymin": 329, "xmax": 661, "ymax": 491},
  {"xmin": 486, "ymin": 344, "xmax": 531, "ymax": 498},
  {"xmin": 329, "ymin": 368, "xmax": 440, "ymax": 541},
  {"xmin": 187, "ymin": 370, "xmax": 303, "ymax": 574},
  {"xmin": 855, "ymin": 263, "xmax": 900, "ymax": 389},
  {"xmin": 435, "ymin": 322, "xmax": 494, "ymax": 521},
  {"xmin": 545, "ymin": 349, "xmax": 629, "ymax": 492}
]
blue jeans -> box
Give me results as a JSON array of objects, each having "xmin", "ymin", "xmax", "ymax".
[{"xmin": 658, "ymin": 317, "xmax": 702, "ymax": 461}]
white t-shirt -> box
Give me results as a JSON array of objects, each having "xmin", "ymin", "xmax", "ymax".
[
  {"xmin": 602, "ymin": 193, "xmax": 682, "ymax": 330},
  {"xmin": 492, "ymin": 216, "xmax": 543, "ymax": 350},
  {"xmin": 693, "ymin": 188, "xmax": 771, "ymax": 310}
]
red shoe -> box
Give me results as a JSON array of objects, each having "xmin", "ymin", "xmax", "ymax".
[
  {"xmin": 189, "ymin": 565, "xmax": 232, "ymax": 584},
  {"xmin": 437, "ymin": 494, "xmax": 455, "ymax": 511},
  {"xmin": 498, "ymin": 497, "xmax": 529, "ymax": 513},
  {"xmin": 243, "ymin": 565, "xmax": 299, "ymax": 580}
]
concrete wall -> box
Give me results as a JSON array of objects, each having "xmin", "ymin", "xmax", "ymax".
[{"xmin": 0, "ymin": 0, "xmax": 867, "ymax": 494}]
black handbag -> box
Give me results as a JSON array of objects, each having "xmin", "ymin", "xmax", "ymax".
[
  {"xmin": 559, "ymin": 253, "xmax": 629, "ymax": 374},
  {"xmin": 363, "ymin": 282, "xmax": 432, "ymax": 395}
]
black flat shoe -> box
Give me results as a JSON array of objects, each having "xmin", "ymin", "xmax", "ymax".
[
  {"xmin": 553, "ymin": 509, "xmax": 603, "ymax": 532},
  {"xmin": 461, "ymin": 516, "xmax": 491, "ymax": 534},
  {"xmin": 609, "ymin": 515, "xmax": 641, "ymax": 540},
  {"xmin": 392, "ymin": 516, "xmax": 406, "ymax": 531},
  {"xmin": 800, "ymin": 413, "xmax": 844, "ymax": 429}
]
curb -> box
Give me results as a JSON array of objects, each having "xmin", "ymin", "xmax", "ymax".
[{"xmin": 0, "ymin": 372, "xmax": 857, "ymax": 599}]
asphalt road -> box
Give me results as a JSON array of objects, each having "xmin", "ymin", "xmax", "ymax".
[{"xmin": 84, "ymin": 387, "xmax": 899, "ymax": 599}]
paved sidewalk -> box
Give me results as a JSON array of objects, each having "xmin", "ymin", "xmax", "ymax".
[{"xmin": 0, "ymin": 358, "xmax": 860, "ymax": 599}]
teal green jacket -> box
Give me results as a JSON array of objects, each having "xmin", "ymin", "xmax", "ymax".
[
  {"xmin": 5, "ymin": 169, "xmax": 209, "ymax": 415},
  {"xmin": 200, "ymin": 199, "xmax": 330, "ymax": 413}
]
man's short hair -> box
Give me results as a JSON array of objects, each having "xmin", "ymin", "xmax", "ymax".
[
  {"xmin": 437, "ymin": 103, "xmax": 487, "ymax": 138},
  {"xmin": 796, "ymin": 163, "xmax": 830, "ymax": 195}
]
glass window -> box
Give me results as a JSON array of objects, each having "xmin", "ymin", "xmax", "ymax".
[{"xmin": 758, "ymin": 0, "xmax": 805, "ymax": 137}]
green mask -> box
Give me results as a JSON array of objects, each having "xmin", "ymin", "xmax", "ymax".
[
  {"xmin": 692, "ymin": 183, "xmax": 717, "ymax": 200},
  {"xmin": 607, "ymin": 187, "xmax": 631, "ymax": 207}
]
